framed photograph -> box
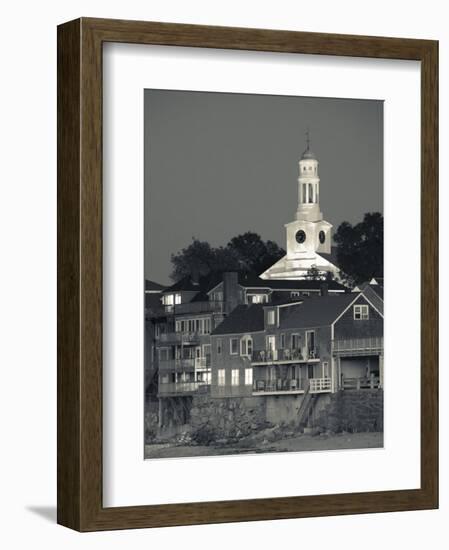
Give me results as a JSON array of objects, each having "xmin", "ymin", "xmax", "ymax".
[{"xmin": 57, "ymin": 18, "xmax": 438, "ymax": 531}]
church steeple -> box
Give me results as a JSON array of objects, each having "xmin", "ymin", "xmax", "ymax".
[
  {"xmin": 296, "ymin": 131, "xmax": 322, "ymax": 223},
  {"xmin": 260, "ymin": 130, "xmax": 338, "ymax": 280}
]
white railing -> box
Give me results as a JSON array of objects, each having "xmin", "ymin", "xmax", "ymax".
[
  {"xmin": 309, "ymin": 377, "xmax": 332, "ymax": 393},
  {"xmin": 333, "ymin": 337, "xmax": 383, "ymax": 354}
]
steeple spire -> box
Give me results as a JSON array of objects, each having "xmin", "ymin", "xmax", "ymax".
[{"xmin": 306, "ymin": 126, "xmax": 310, "ymax": 151}]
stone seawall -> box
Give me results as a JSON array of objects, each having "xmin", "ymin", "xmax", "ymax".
[
  {"xmin": 190, "ymin": 396, "xmax": 269, "ymax": 443},
  {"xmin": 146, "ymin": 390, "xmax": 383, "ymax": 444},
  {"xmin": 315, "ymin": 389, "xmax": 383, "ymax": 433}
]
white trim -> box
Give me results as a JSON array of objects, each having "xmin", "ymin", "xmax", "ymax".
[
  {"xmin": 331, "ymin": 293, "xmax": 367, "ymax": 327},
  {"xmin": 359, "ymin": 293, "xmax": 384, "ymax": 318},
  {"xmin": 230, "ymin": 337, "xmax": 239, "ymax": 355}
]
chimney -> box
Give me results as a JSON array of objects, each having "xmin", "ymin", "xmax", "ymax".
[
  {"xmin": 223, "ymin": 272, "xmax": 240, "ymax": 314},
  {"xmin": 320, "ymin": 281, "xmax": 329, "ymax": 296}
]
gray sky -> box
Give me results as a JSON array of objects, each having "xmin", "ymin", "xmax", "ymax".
[{"xmin": 144, "ymin": 90, "xmax": 383, "ymax": 285}]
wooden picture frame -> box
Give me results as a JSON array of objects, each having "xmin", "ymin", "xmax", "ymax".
[{"xmin": 57, "ymin": 17, "xmax": 438, "ymax": 531}]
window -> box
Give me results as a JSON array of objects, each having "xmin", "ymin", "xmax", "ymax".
[
  {"xmin": 354, "ymin": 304, "xmax": 369, "ymax": 320},
  {"xmin": 159, "ymin": 348, "xmax": 169, "ymax": 361},
  {"xmin": 231, "ymin": 369, "xmax": 240, "ymax": 386},
  {"xmin": 230, "ymin": 338, "xmax": 239, "ymax": 355},
  {"xmin": 308, "ymin": 183, "xmax": 314, "ymax": 203},
  {"xmin": 291, "ymin": 334, "xmax": 300, "ymax": 349},
  {"xmin": 174, "ymin": 293, "xmax": 181, "ymax": 305},
  {"xmin": 290, "ymin": 291, "xmax": 300, "ymax": 298},
  {"xmin": 218, "ymin": 369, "xmax": 225, "ymax": 386},
  {"xmin": 241, "ymin": 336, "xmax": 253, "ymax": 357},
  {"xmin": 212, "ymin": 291, "xmax": 223, "ymax": 302},
  {"xmin": 280, "ymin": 333, "xmax": 285, "ymax": 349},
  {"xmin": 245, "ymin": 368, "xmax": 253, "ymax": 386},
  {"xmin": 217, "ymin": 338, "xmax": 222, "ymax": 354},
  {"xmin": 247, "ymin": 293, "xmax": 267, "ymax": 304},
  {"xmin": 322, "ymin": 361, "xmax": 330, "ymax": 378},
  {"xmin": 267, "ymin": 310, "xmax": 276, "ymax": 325},
  {"xmin": 204, "ymin": 318, "xmax": 211, "ymax": 334}
]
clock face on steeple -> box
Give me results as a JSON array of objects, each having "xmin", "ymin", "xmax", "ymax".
[{"xmin": 295, "ymin": 230, "xmax": 306, "ymax": 244}]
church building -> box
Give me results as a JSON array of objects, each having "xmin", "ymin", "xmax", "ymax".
[{"xmin": 260, "ymin": 136, "xmax": 340, "ymax": 280}]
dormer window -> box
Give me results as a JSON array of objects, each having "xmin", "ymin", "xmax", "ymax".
[
  {"xmin": 267, "ymin": 310, "xmax": 275, "ymax": 325},
  {"xmin": 354, "ymin": 304, "xmax": 369, "ymax": 320}
]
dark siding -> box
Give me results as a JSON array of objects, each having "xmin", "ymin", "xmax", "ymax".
[{"xmin": 334, "ymin": 296, "xmax": 383, "ymax": 339}]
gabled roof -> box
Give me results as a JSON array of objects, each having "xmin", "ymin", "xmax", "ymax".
[
  {"xmin": 145, "ymin": 279, "xmax": 165, "ymax": 292},
  {"xmin": 211, "ymin": 304, "xmax": 265, "ymax": 336},
  {"xmin": 279, "ymin": 293, "xmax": 358, "ymax": 329}
]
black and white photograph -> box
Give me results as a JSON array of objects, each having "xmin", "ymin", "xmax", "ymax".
[{"xmin": 144, "ymin": 89, "xmax": 384, "ymax": 459}]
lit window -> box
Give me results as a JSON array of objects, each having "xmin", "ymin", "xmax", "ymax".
[
  {"xmin": 174, "ymin": 294, "xmax": 181, "ymax": 304},
  {"xmin": 217, "ymin": 338, "xmax": 222, "ymax": 354},
  {"xmin": 245, "ymin": 368, "xmax": 253, "ymax": 386},
  {"xmin": 267, "ymin": 310, "xmax": 275, "ymax": 325},
  {"xmin": 218, "ymin": 369, "xmax": 225, "ymax": 386},
  {"xmin": 230, "ymin": 338, "xmax": 239, "ymax": 355},
  {"xmin": 354, "ymin": 304, "xmax": 369, "ymax": 320},
  {"xmin": 231, "ymin": 369, "xmax": 239, "ymax": 386},
  {"xmin": 248, "ymin": 294, "xmax": 266, "ymax": 304}
]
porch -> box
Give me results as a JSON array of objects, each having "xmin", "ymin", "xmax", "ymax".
[
  {"xmin": 252, "ymin": 376, "xmax": 332, "ymax": 396},
  {"xmin": 251, "ymin": 348, "xmax": 320, "ymax": 365}
]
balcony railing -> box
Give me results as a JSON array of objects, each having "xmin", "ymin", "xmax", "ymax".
[
  {"xmin": 163, "ymin": 301, "xmax": 224, "ymax": 315},
  {"xmin": 252, "ymin": 378, "xmax": 307, "ymax": 394},
  {"xmin": 251, "ymin": 348, "xmax": 319, "ymax": 364},
  {"xmin": 309, "ymin": 377, "xmax": 332, "ymax": 393},
  {"xmin": 158, "ymin": 358, "xmax": 196, "ymax": 371},
  {"xmin": 341, "ymin": 376, "xmax": 381, "ymax": 390},
  {"xmin": 158, "ymin": 331, "xmax": 202, "ymax": 344},
  {"xmin": 333, "ymin": 337, "xmax": 383, "ymax": 355},
  {"xmin": 158, "ymin": 381, "xmax": 210, "ymax": 396}
]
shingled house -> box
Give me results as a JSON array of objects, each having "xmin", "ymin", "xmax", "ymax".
[{"xmin": 210, "ymin": 287, "xmax": 383, "ymax": 400}]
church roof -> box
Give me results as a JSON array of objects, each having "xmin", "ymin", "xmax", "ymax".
[{"xmin": 301, "ymin": 147, "xmax": 316, "ymax": 160}]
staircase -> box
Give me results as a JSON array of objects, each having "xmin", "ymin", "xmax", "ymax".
[{"xmin": 297, "ymin": 381, "xmax": 315, "ymax": 430}]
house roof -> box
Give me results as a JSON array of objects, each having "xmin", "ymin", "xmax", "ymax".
[
  {"xmin": 162, "ymin": 272, "xmax": 224, "ymax": 294},
  {"xmin": 211, "ymin": 304, "xmax": 265, "ymax": 336},
  {"xmin": 208, "ymin": 271, "xmax": 348, "ymax": 292},
  {"xmin": 145, "ymin": 279, "xmax": 165, "ymax": 292},
  {"xmin": 279, "ymin": 293, "xmax": 359, "ymax": 329}
]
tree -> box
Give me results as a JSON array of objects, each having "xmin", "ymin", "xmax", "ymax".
[
  {"xmin": 305, "ymin": 265, "xmax": 324, "ymax": 281},
  {"xmin": 170, "ymin": 239, "xmax": 240, "ymax": 281},
  {"xmin": 170, "ymin": 232, "xmax": 285, "ymax": 281},
  {"xmin": 227, "ymin": 232, "xmax": 285, "ymax": 275},
  {"xmin": 334, "ymin": 212, "xmax": 383, "ymax": 286}
]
